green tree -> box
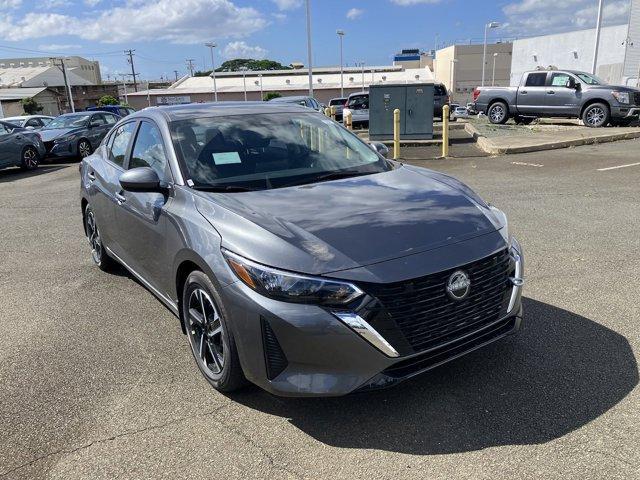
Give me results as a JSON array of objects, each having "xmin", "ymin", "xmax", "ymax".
[
  {"xmin": 194, "ymin": 58, "xmax": 290, "ymax": 76},
  {"xmin": 21, "ymin": 97, "xmax": 43, "ymax": 115},
  {"xmin": 97, "ymin": 95, "xmax": 119, "ymax": 106},
  {"xmin": 263, "ymin": 92, "xmax": 282, "ymax": 101}
]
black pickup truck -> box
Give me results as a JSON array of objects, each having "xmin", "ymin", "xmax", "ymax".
[{"xmin": 473, "ymin": 69, "xmax": 640, "ymax": 127}]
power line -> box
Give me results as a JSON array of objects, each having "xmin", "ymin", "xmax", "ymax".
[{"xmin": 0, "ymin": 44, "xmax": 121, "ymax": 57}]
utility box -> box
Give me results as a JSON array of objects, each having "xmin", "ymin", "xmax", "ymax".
[{"xmin": 368, "ymin": 83, "xmax": 434, "ymax": 140}]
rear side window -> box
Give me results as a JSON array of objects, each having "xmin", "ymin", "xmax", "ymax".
[
  {"xmin": 347, "ymin": 95, "xmax": 369, "ymax": 110},
  {"xmin": 129, "ymin": 121, "xmax": 169, "ymax": 179},
  {"xmin": 525, "ymin": 73, "xmax": 547, "ymax": 87},
  {"xmin": 434, "ymin": 85, "xmax": 447, "ymax": 96},
  {"xmin": 329, "ymin": 99, "xmax": 345, "ymax": 106},
  {"xmin": 107, "ymin": 122, "xmax": 137, "ymax": 167}
]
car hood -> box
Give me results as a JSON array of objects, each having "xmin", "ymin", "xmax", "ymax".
[
  {"xmin": 195, "ymin": 165, "xmax": 504, "ymax": 275},
  {"xmin": 38, "ymin": 127, "xmax": 82, "ymax": 141}
]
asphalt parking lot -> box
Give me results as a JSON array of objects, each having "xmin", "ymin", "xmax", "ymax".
[{"xmin": 1, "ymin": 142, "xmax": 638, "ymax": 479}]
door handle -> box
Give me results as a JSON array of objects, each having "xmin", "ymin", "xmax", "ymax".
[
  {"xmin": 87, "ymin": 171, "xmax": 96, "ymax": 181},
  {"xmin": 520, "ymin": 90, "xmax": 528, "ymax": 94},
  {"xmin": 547, "ymin": 90, "xmax": 555, "ymax": 94},
  {"xmin": 115, "ymin": 191, "xmax": 126, "ymax": 205}
]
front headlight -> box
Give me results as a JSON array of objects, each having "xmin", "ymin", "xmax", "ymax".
[
  {"xmin": 488, "ymin": 205, "xmax": 509, "ymax": 243},
  {"xmin": 612, "ymin": 91, "xmax": 630, "ymax": 104},
  {"xmin": 223, "ymin": 250, "xmax": 363, "ymax": 306},
  {"xmin": 54, "ymin": 133, "xmax": 77, "ymax": 144}
]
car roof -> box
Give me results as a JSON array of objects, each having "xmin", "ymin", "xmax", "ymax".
[
  {"xmin": 59, "ymin": 111, "xmax": 95, "ymax": 117},
  {"xmin": 347, "ymin": 91, "xmax": 368, "ymax": 98},
  {"xmin": 270, "ymin": 96, "xmax": 312, "ymax": 102},
  {"xmin": 140, "ymin": 102, "xmax": 313, "ymax": 122},
  {"xmin": 4, "ymin": 115, "xmax": 52, "ymax": 120}
]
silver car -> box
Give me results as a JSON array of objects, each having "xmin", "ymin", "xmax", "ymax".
[
  {"xmin": 3, "ymin": 115, "xmax": 54, "ymax": 129},
  {"xmin": 80, "ymin": 102, "xmax": 524, "ymax": 397},
  {"xmin": 343, "ymin": 92, "xmax": 369, "ymax": 127}
]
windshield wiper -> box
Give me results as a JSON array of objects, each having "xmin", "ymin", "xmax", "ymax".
[
  {"xmin": 280, "ymin": 170, "xmax": 373, "ymax": 188},
  {"xmin": 193, "ymin": 185, "xmax": 258, "ymax": 192}
]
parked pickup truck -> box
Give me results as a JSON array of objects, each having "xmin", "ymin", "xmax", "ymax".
[{"xmin": 473, "ymin": 69, "xmax": 640, "ymax": 127}]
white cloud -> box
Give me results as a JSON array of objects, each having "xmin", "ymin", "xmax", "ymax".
[
  {"xmin": 503, "ymin": 0, "xmax": 630, "ymax": 35},
  {"xmin": 0, "ymin": 0, "xmax": 22, "ymax": 8},
  {"xmin": 346, "ymin": 7, "xmax": 363, "ymax": 20},
  {"xmin": 84, "ymin": 0, "xmax": 101, "ymax": 6},
  {"xmin": 41, "ymin": 0, "xmax": 71, "ymax": 7},
  {"xmin": 390, "ymin": 0, "xmax": 442, "ymax": 5},
  {"xmin": 37, "ymin": 43, "xmax": 81, "ymax": 51},
  {"xmin": 223, "ymin": 41, "xmax": 267, "ymax": 59},
  {"xmin": 271, "ymin": 0, "xmax": 302, "ymax": 10},
  {"xmin": 0, "ymin": 0, "xmax": 267, "ymax": 44}
]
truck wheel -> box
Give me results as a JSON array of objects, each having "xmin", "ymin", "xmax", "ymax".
[
  {"xmin": 488, "ymin": 102, "xmax": 509, "ymax": 124},
  {"xmin": 582, "ymin": 103, "xmax": 610, "ymax": 128}
]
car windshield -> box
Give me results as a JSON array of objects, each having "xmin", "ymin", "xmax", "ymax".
[
  {"xmin": 170, "ymin": 112, "xmax": 391, "ymax": 191},
  {"xmin": 576, "ymin": 73, "xmax": 606, "ymax": 85},
  {"xmin": 44, "ymin": 114, "xmax": 91, "ymax": 129},
  {"xmin": 329, "ymin": 99, "xmax": 345, "ymax": 105}
]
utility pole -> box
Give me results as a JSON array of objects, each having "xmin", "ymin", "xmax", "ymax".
[
  {"xmin": 305, "ymin": 0, "xmax": 313, "ymax": 96},
  {"xmin": 592, "ymin": 0, "xmax": 604, "ymax": 75},
  {"xmin": 173, "ymin": 70, "xmax": 179, "ymax": 82},
  {"xmin": 186, "ymin": 59, "xmax": 196, "ymax": 77},
  {"xmin": 50, "ymin": 57, "xmax": 75, "ymax": 113},
  {"xmin": 337, "ymin": 30, "xmax": 345, "ymax": 97},
  {"xmin": 125, "ymin": 49, "xmax": 138, "ymax": 92}
]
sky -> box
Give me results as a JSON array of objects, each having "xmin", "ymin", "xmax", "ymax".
[{"xmin": 0, "ymin": 0, "xmax": 632, "ymax": 81}]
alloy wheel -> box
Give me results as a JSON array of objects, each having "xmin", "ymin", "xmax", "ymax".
[
  {"xmin": 187, "ymin": 288, "xmax": 225, "ymax": 376},
  {"xmin": 23, "ymin": 148, "xmax": 38, "ymax": 169},
  {"xmin": 490, "ymin": 105, "xmax": 505, "ymax": 123},
  {"xmin": 78, "ymin": 140, "xmax": 92, "ymax": 158},
  {"xmin": 85, "ymin": 210, "xmax": 102, "ymax": 264},
  {"xmin": 586, "ymin": 107, "xmax": 605, "ymax": 127}
]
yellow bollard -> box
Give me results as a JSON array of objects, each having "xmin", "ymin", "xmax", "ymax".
[
  {"xmin": 324, "ymin": 107, "xmax": 331, "ymax": 117},
  {"xmin": 330, "ymin": 105, "xmax": 336, "ymax": 120},
  {"xmin": 344, "ymin": 110, "xmax": 353, "ymax": 130},
  {"xmin": 393, "ymin": 108, "xmax": 400, "ymax": 160},
  {"xmin": 442, "ymin": 104, "xmax": 450, "ymax": 158}
]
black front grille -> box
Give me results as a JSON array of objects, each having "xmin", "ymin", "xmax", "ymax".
[
  {"xmin": 359, "ymin": 249, "xmax": 513, "ymax": 355},
  {"xmin": 634, "ymin": 92, "xmax": 640, "ymax": 106},
  {"xmin": 261, "ymin": 318, "xmax": 288, "ymax": 380},
  {"xmin": 44, "ymin": 141, "xmax": 54, "ymax": 153}
]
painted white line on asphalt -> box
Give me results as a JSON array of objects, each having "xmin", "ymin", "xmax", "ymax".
[
  {"xmin": 511, "ymin": 161, "xmax": 544, "ymax": 167},
  {"xmin": 597, "ymin": 162, "xmax": 640, "ymax": 171}
]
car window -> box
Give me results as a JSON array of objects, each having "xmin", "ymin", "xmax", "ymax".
[
  {"xmin": 91, "ymin": 114, "xmax": 108, "ymax": 126},
  {"xmin": 576, "ymin": 73, "xmax": 605, "ymax": 85},
  {"xmin": 347, "ymin": 95, "xmax": 369, "ymax": 110},
  {"xmin": 104, "ymin": 114, "xmax": 118, "ymax": 125},
  {"xmin": 0, "ymin": 123, "xmax": 10, "ymax": 135},
  {"xmin": 41, "ymin": 118, "xmax": 53, "ymax": 126},
  {"xmin": 549, "ymin": 73, "xmax": 571, "ymax": 87},
  {"xmin": 129, "ymin": 121, "xmax": 169, "ymax": 179},
  {"xmin": 107, "ymin": 122, "xmax": 137, "ymax": 167},
  {"xmin": 525, "ymin": 73, "xmax": 547, "ymax": 87},
  {"xmin": 25, "ymin": 118, "xmax": 41, "ymax": 127},
  {"xmin": 329, "ymin": 99, "xmax": 345, "ymax": 106},
  {"xmin": 434, "ymin": 85, "xmax": 447, "ymax": 96}
]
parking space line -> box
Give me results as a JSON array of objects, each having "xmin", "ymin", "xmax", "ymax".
[
  {"xmin": 511, "ymin": 161, "xmax": 544, "ymax": 167},
  {"xmin": 597, "ymin": 162, "xmax": 640, "ymax": 172}
]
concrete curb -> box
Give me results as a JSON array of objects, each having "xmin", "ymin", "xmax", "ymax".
[{"xmin": 465, "ymin": 122, "xmax": 640, "ymax": 155}]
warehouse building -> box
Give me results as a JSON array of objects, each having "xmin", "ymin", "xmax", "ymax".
[{"xmin": 0, "ymin": 56, "xmax": 101, "ymax": 85}]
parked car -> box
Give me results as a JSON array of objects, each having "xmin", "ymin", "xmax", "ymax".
[
  {"xmin": 328, "ymin": 97, "xmax": 347, "ymax": 121},
  {"xmin": 80, "ymin": 102, "xmax": 524, "ymax": 397},
  {"xmin": 434, "ymin": 83, "xmax": 450, "ymax": 121},
  {"xmin": 466, "ymin": 102, "xmax": 477, "ymax": 114},
  {"xmin": 473, "ymin": 69, "xmax": 640, "ymax": 127},
  {"xmin": 269, "ymin": 95, "xmax": 323, "ymax": 111},
  {"xmin": 453, "ymin": 106, "xmax": 470, "ymax": 119},
  {"xmin": 0, "ymin": 120, "xmax": 46, "ymax": 171},
  {"xmin": 3, "ymin": 115, "xmax": 55, "ymax": 129},
  {"xmin": 87, "ymin": 105, "xmax": 136, "ymax": 117},
  {"xmin": 343, "ymin": 91, "xmax": 369, "ymax": 128},
  {"xmin": 39, "ymin": 111, "xmax": 120, "ymax": 160}
]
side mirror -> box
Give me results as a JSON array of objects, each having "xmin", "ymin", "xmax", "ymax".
[
  {"xmin": 370, "ymin": 142, "xmax": 389, "ymax": 157},
  {"xmin": 565, "ymin": 78, "xmax": 579, "ymax": 90},
  {"xmin": 25, "ymin": 126, "xmax": 35, "ymax": 130},
  {"xmin": 119, "ymin": 167, "xmax": 164, "ymax": 193}
]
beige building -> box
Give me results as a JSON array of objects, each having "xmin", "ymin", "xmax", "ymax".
[
  {"xmin": 0, "ymin": 87, "xmax": 62, "ymax": 117},
  {"xmin": 435, "ymin": 43, "xmax": 512, "ymax": 103},
  {"xmin": 0, "ymin": 56, "xmax": 102, "ymax": 86}
]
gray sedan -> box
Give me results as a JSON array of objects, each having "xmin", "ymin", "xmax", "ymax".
[
  {"xmin": 0, "ymin": 120, "xmax": 46, "ymax": 171},
  {"xmin": 80, "ymin": 102, "xmax": 524, "ymax": 397}
]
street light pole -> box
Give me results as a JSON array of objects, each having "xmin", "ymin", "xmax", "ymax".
[
  {"xmin": 337, "ymin": 29, "xmax": 345, "ymax": 97},
  {"xmin": 592, "ymin": 0, "xmax": 604, "ymax": 75},
  {"xmin": 305, "ymin": 0, "xmax": 313, "ymax": 96},
  {"xmin": 482, "ymin": 21, "xmax": 500, "ymax": 87},
  {"xmin": 360, "ymin": 62, "xmax": 365, "ymax": 92},
  {"xmin": 449, "ymin": 58, "xmax": 458, "ymax": 97},
  {"xmin": 258, "ymin": 74, "xmax": 263, "ymax": 100},
  {"xmin": 205, "ymin": 42, "xmax": 218, "ymax": 102},
  {"xmin": 240, "ymin": 68, "xmax": 248, "ymax": 101},
  {"xmin": 492, "ymin": 52, "xmax": 498, "ymax": 86}
]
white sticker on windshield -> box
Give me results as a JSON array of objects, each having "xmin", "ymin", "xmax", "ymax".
[{"xmin": 212, "ymin": 152, "xmax": 241, "ymax": 165}]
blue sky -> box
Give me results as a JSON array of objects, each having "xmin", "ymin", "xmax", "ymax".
[{"xmin": 0, "ymin": 0, "xmax": 631, "ymax": 80}]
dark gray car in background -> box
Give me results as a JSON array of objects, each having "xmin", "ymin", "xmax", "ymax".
[
  {"xmin": 0, "ymin": 120, "xmax": 46, "ymax": 171},
  {"xmin": 80, "ymin": 103, "xmax": 524, "ymax": 397},
  {"xmin": 40, "ymin": 111, "xmax": 120, "ymax": 160}
]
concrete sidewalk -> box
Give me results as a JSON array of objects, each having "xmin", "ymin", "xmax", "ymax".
[{"xmin": 466, "ymin": 120, "xmax": 640, "ymax": 155}]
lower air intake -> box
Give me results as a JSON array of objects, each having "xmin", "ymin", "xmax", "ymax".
[{"xmin": 261, "ymin": 317, "xmax": 288, "ymax": 380}]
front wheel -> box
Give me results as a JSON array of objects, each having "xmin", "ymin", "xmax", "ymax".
[
  {"xmin": 84, "ymin": 204, "xmax": 117, "ymax": 271},
  {"xmin": 582, "ymin": 103, "xmax": 610, "ymax": 128},
  {"xmin": 77, "ymin": 139, "xmax": 93, "ymax": 160},
  {"xmin": 488, "ymin": 102, "xmax": 509, "ymax": 124},
  {"xmin": 20, "ymin": 146, "xmax": 40, "ymax": 170},
  {"xmin": 182, "ymin": 271, "xmax": 246, "ymax": 393}
]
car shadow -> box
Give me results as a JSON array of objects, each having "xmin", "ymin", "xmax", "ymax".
[
  {"xmin": 229, "ymin": 297, "xmax": 638, "ymax": 455},
  {"xmin": 0, "ymin": 164, "xmax": 67, "ymax": 183}
]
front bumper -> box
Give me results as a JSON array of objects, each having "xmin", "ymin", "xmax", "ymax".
[
  {"xmin": 44, "ymin": 139, "xmax": 77, "ymax": 158},
  {"xmin": 222, "ymin": 242, "xmax": 524, "ymax": 397}
]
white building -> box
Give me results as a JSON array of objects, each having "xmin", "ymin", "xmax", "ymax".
[
  {"xmin": 0, "ymin": 65, "xmax": 94, "ymax": 88},
  {"xmin": 0, "ymin": 56, "xmax": 101, "ymax": 85}
]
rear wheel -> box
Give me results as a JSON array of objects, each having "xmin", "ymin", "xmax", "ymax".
[
  {"xmin": 77, "ymin": 139, "xmax": 93, "ymax": 159},
  {"xmin": 582, "ymin": 103, "xmax": 610, "ymax": 128},
  {"xmin": 20, "ymin": 146, "xmax": 40, "ymax": 170},
  {"xmin": 182, "ymin": 271, "xmax": 246, "ymax": 392},
  {"xmin": 488, "ymin": 101, "xmax": 509, "ymax": 124}
]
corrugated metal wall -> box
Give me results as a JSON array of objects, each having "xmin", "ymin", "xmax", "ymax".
[{"xmin": 623, "ymin": 0, "xmax": 640, "ymax": 84}]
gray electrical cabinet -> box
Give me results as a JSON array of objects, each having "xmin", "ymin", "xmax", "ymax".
[{"xmin": 368, "ymin": 83, "xmax": 434, "ymax": 140}]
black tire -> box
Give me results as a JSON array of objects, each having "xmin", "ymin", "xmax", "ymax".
[
  {"xmin": 182, "ymin": 271, "xmax": 246, "ymax": 393},
  {"xmin": 19, "ymin": 145, "xmax": 40, "ymax": 171},
  {"xmin": 582, "ymin": 102, "xmax": 610, "ymax": 128},
  {"xmin": 77, "ymin": 139, "xmax": 93, "ymax": 160},
  {"xmin": 84, "ymin": 204, "xmax": 117, "ymax": 272},
  {"xmin": 488, "ymin": 101, "xmax": 509, "ymax": 124}
]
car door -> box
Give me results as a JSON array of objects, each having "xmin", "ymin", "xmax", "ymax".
[
  {"xmin": 113, "ymin": 120, "xmax": 172, "ymax": 288},
  {"xmin": 0, "ymin": 123, "xmax": 17, "ymax": 166},
  {"xmin": 516, "ymin": 72, "xmax": 549, "ymax": 114},
  {"xmin": 87, "ymin": 113, "xmax": 111, "ymax": 149},
  {"xmin": 86, "ymin": 121, "xmax": 138, "ymax": 252},
  {"xmin": 546, "ymin": 72, "xmax": 581, "ymax": 116}
]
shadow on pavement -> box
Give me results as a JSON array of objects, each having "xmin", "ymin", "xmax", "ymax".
[
  {"xmin": 0, "ymin": 164, "xmax": 68, "ymax": 183},
  {"xmin": 231, "ymin": 297, "xmax": 638, "ymax": 455}
]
